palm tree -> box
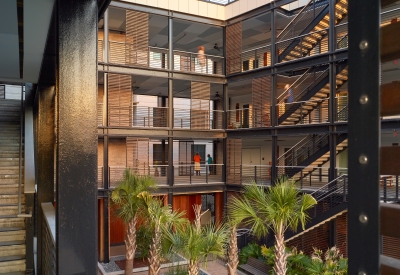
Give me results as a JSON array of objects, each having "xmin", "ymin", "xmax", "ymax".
[
  {"xmin": 111, "ymin": 170, "xmax": 156, "ymax": 275},
  {"xmin": 226, "ymin": 221, "xmax": 240, "ymax": 275},
  {"xmin": 138, "ymin": 192, "xmax": 186, "ymax": 275},
  {"xmin": 165, "ymin": 204, "xmax": 228, "ymax": 275},
  {"xmin": 229, "ymin": 177, "xmax": 317, "ymax": 275}
]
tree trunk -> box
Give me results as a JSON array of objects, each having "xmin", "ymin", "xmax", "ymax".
[
  {"xmin": 148, "ymin": 222, "xmax": 161, "ymax": 275},
  {"xmin": 227, "ymin": 225, "xmax": 239, "ymax": 275},
  {"xmin": 188, "ymin": 259, "xmax": 200, "ymax": 275},
  {"xmin": 273, "ymin": 227, "xmax": 287, "ymax": 275},
  {"xmin": 124, "ymin": 215, "xmax": 138, "ymax": 275}
]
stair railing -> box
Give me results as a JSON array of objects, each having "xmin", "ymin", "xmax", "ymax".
[
  {"xmin": 277, "ymin": 0, "xmax": 329, "ymax": 42},
  {"xmin": 18, "ymin": 86, "xmax": 24, "ymax": 214},
  {"xmin": 277, "ymin": 133, "xmax": 330, "ymax": 176},
  {"xmin": 309, "ymin": 174, "xmax": 348, "ymax": 218}
]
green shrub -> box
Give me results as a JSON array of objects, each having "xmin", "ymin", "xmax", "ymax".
[
  {"xmin": 136, "ymin": 224, "xmax": 153, "ymax": 260},
  {"xmin": 239, "ymin": 243, "xmax": 263, "ymax": 264}
]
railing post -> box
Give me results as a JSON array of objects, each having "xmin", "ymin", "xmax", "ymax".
[
  {"xmin": 383, "ymin": 178, "xmax": 387, "ymax": 203},
  {"xmin": 254, "ymin": 166, "xmax": 257, "ymax": 184},
  {"xmin": 343, "ymin": 177, "xmax": 347, "ymax": 202},
  {"xmin": 206, "ymin": 165, "xmax": 208, "ymax": 184},
  {"xmin": 190, "ymin": 165, "xmax": 192, "ymax": 185}
]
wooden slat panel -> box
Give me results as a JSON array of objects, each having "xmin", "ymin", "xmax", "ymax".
[
  {"xmin": 382, "ymin": 236, "xmax": 400, "ymax": 261},
  {"xmin": 226, "ymin": 22, "xmax": 242, "ymax": 75},
  {"xmin": 126, "ymin": 137, "xmax": 149, "ymax": 175},
  {"xmin": 191, "ymin": 82, "xmax": 210, "ymax": 129},
  {"xmin": 381, "ymin": 203, "xmax": 400, "ymax": 239},
  {"xmin": 381, "ymin": 82, "xmax": 400, "ymax": 117},
  {"xmin": 252, "ymin": 76, "xmax": 271, "ymax": 127},
  {"xmin": 380, "ymin": 146, "xmax": 400, "ymax": 175},
  {"xmin": 381, "ymin": 21, "xmax": 400, "ymax": 63},
  {"xmin": 215, "ymin": 192, "xmax": 223, "ymax": 226},
  {"xmin": 108, "ymin": 74, "xmax": 132, "ymax": 127},
  {"xmin": 126, "ymin": 10, "xmax": 148, "ymax": 67},
  {"xmin": 227, "ymin": 138, "xmax": 242, "ymax": 184}
]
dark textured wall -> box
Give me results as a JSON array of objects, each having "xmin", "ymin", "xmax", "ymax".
[{"xmin": 56, "ymin": 0, "xmax": 98, "ymax": 274}]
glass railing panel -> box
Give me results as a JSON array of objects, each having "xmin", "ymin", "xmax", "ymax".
[{"xmin": 173, "ymin": 164, "xmax": 224, "ymax": 185}]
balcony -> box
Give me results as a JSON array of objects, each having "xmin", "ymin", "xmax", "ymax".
[
  {"xmin": 102, "ymin": 106, "xmax": 168, "ymax": 128},
  {"xmin": 106, "ymin": 41, "xmax": 224, "ymax": 76},
  {"xmin": 174, "ymin": 109, "xmax": 224, "ymax": 130}
]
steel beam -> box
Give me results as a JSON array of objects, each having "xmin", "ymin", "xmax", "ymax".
[
  {"xmin": 348, "ymin": 0, "xmax": 380, "ymax": 273},
  {"xmin": 56, "ymin": 1, "xmax": 98, "ymax": 273}
]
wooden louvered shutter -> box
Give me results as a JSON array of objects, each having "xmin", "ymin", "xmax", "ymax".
[
  {"xmin": 126, "ymin": 138, "xmax": 149, "ymax": 175},
  {"xmin": 191, "ymin": 82, "xmax": 210, "ymax": 129},
  {"xmin": 227, "ymin": 138, "xmax": 242, "ymax": 184},
  {"xmin": 215, "ymin": 141, "xmax": 223, "ymax": 176},
  {"xmin": 179, "ymin": 141, "xmax": 193, "ymax": 176},
  {"xmin": 226, "ymin": 22, "xmax": 242, "ymax": 75},
  {"xmin": 252, "ymin": 76, "xmax": 271, "ymax": 128},
  {"xmin": 108, "ymin": 74, "xmax": 132, "ymax": 127},
  {"xmin": 126, "ymin": 10, "xmax": 148, "ymax": 67}
]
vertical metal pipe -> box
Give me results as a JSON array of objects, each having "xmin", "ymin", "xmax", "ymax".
[
  {"xmin": 348, "ymin": 0, "xmax": 380, "ymax": 273},
  {"xmin": 103, "ymin": 73, "xmax": 108, "ymax": 127},
  {"xmin": 104, "ymin": 8, "xmax": 109, "ymax": 63},
  {"xmin": 271, "ymin": 7, "xmax": 276, "ymax": 67},
  {"xmin": 328, "ymin": 0, "xmax": 336, "ymax": 53},
  {"xmin": 18, "ymin": 86, "xmax": 23, "ymax": 214},
  {"xmin": 168, "ymin": 17, "xmax": 173, "ymax": 71}
]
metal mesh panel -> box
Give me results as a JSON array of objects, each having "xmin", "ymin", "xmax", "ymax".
[
  {"xmin": 383, "ymin": 236, "xmax": 400, "ymax": 260},
  {"xmin": 108, "ymin": 74, "xmax": 132, "ymax": 127},
  {"xmin": 286, "ymin": 221, "xmax": 330, "ymax": 255},
  {"xmin": 191, "ymin": 82, "xmax": 210, "ymax": 129},
  {"xmin": 252, "ymin": 76, "xmax": 271, "ymax": 128},
  {"xmin": 126, "ymin": 137, "xmax": 149, "ymax": 175},
  {"xmin": 126, "ymin": 10, "xmax": 149, "ymax": 67},
  {"xmin": 336, "ymin": 212, "xmax": 348, "ymax": 257},
  {"xmin": 227, "ymin": 138, "xmax": 242, "ymax": 184},
  {"xmin": 226, "ymin": 22, "xmax": 242, "ymax": 75}
]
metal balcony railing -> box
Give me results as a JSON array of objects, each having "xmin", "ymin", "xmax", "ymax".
[
  {"xmin": 173, "ymin": 109, "xmax": 224, "ymax": 130},
  {"xmin": 108, "ymin": 106, "xmax": 168, "ymax": 128},
  {"xmin": 226, "ymin": 108, "xmax": 271, "ymax": 129},
  {"xmin": 241, "ymin": 44, "xmax": 271, "ymax": 72},
  {"xmin": 173, "ymin": 50, "xmax": 223, "ymax": 75},
  {"xmin": 108, "ymin": 166, "xmax": 168, "ymax": 188},
  {"xmin": 174, "ymin": 163, "xmax": 224, "ymax": 185}
]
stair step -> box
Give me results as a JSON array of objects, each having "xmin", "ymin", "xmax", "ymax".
[
  {"xmin": 0, "ymin": 241, "xmax": 25, "ymax": 247},
  {"xmin": 0, "ymin": 259, "xmax": 25, "ymax": 274},
  {"xmin": 0, "ymin": 244, "xmax": 25, "ymax": 257},
  {"xmin": 0, "ymin": 184, "xmax": 24, "ymax": 194},
  {"xmin": 0, "ymin": 230, "xmax": 25, "ymax": 243},
  {"xmin": 0, "ymin": 206, "xmax": 25, "ymax": 217},
  {"xmin": 0, "ymin": 195, "xmax": 25, "ymax": 205}
]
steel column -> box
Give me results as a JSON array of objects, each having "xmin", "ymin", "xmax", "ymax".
[
  {"xmin": 56, "ymin": 1, "xmax": 98, "ymax": 274},
  {"xmin": 348, "ymin": 0, "xmax": 380, "ymax": 274},
  {"xmin": 103, "ymin": 135, "xmax": 109, "ymax": 262},
  {"xmin": 35, "ymin": 85, "xmax": 55, "ymax": 275},
  {"xmin": 168, "ymin": 17, "xmax": 173, "ymax": 71},
  {"xmin": 328, "ymin": 0, "xmax": 336, "ymax": 53},
  {"xmin": 329, "ymin": 133, "xmax": 337, "ymax": 182},
  {"xmin": 104, "ymin": 8, "xmax": 109, "ymax": 63}
]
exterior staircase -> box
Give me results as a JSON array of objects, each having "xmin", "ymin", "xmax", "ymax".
[
  {"xmin": 278, "ymin": 61, "xmax": 348, "ymax": 126},
  {"xmin": 277, "ymin": 0, "xmax": 348, "ymax": 63},
  {"xmin": 0, "ymin": 99, "xmax": 26, "ymax": 275},
  {"xmin": 277, "ymin": 133, "xmax": 348, "ymax": 187}
]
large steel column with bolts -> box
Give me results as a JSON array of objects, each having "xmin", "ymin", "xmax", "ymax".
[
  {"xmin": 56, "ymin": 0, "xmax": 98, "ymax": 273},
  {"xmin": 348, "ymin": 0, "xmax": 380, "ymax": 273}
]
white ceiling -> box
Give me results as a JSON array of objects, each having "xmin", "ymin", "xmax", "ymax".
[{"xmin": 0, "ymin": 0, "xmax": 54, "ymax": 84}]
